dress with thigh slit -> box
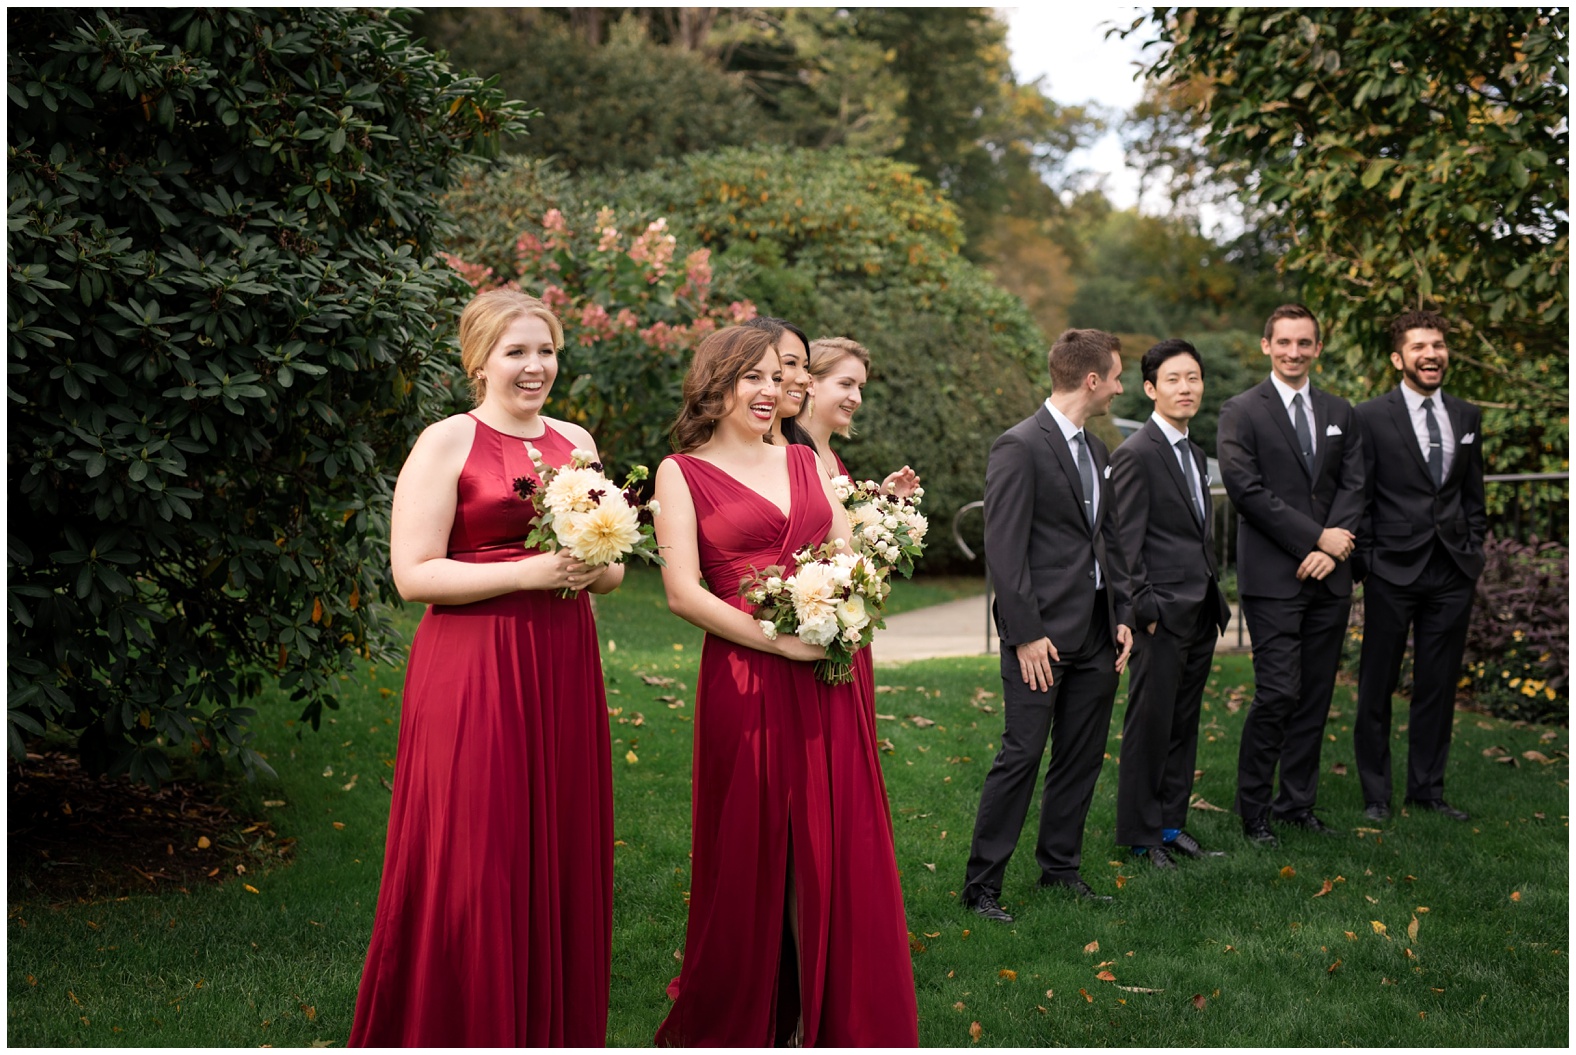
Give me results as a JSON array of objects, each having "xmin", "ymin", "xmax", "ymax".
[{"xmin": 655, "ymin": 443, "xmax": 917, "ymax": 1047}]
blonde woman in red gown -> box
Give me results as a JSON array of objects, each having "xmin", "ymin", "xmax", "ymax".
[
  {"xmin": 350, "ymin": 290, "xmax": 619, "ymax": 1047},
  {"xmin": 651, "ymin": 326, "xmax": 919, "ymax": 1047}
]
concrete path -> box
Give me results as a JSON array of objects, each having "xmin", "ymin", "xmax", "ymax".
[{"xmin": 871, "ymin": 593, "xmax": 1252, "ymax": 665}]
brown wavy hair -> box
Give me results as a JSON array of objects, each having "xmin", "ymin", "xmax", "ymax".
[
  {"xmin": 457, "ymin": 289, "xmax": 564, "ymax": 406},
  {"xmin": 670, "ymin": 326, "xmax": 779, "ymax": 452}
]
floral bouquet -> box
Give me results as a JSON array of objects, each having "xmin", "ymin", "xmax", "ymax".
[
  {"xmin": 515, "ymin": 446, "xmax": 663, "ymax": 596},
  {"xmin": 740, "ymin": 541, "xmax": 891, "ymax": 685},
  {"xmin": 830, "ymin": 476, "xmax": 928, "ymax": 579}
]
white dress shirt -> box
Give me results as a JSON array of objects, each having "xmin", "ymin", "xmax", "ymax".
[
  {"xmin": 1152, "ymin": 413, "xmax": 1207, "ymax": 519},
  {"xmin": 1045, "ymin": 398, "xmax": 1102, "ymax": 587},
  {"xmin": 1400, "ymin": 383, "xmax": 1455, "ymax": 480},
  {"xmin": 1268, "ymin": 373, "xmax": 1316, "ymax": 457}
]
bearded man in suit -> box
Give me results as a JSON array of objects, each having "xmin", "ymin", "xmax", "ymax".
[
  {"xmin": 1352, "ymin": 310, "xmax": 1486, "ymax": 823},
  {"xmin": 1217, "ymin": 305, "xmax": 1366, "ymax": 848},
  {"xmin": 1110, "ymin": 339, "xmax": 1232, "ymax": 868},
  {"xmin": 961, "ymin": 328, "xmax": 1135, "ymax": 922}
]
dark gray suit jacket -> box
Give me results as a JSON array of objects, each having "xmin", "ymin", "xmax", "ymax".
[
  {"xmin": 1109, "ymin": 419, "xmax": 1231, "ymax": 633},
  {"xmin": 1217, "ymin": 378, "xmax": 1366, "ymax": 599},
  {"xmin": 1354, "ymin": 387, "xmax": 1486, "ymax": 585},
  {"xmin": 984, "ymin": 403, "xmax": 1133, "ymax": 649}
]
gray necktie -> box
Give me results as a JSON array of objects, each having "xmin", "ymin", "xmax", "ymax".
[
  {"xmin": 1422, "ymin": 396, "xmax": 1444, "ymax": 487},
  {"xmin": 1177, "ymin": 438, "xmax": 1204, "ymax": 526},
  {"xmin": 1072, "ymin": 430, "xmax": 1095, "ymax": 527},
  {"xmin": 1292, "ymin": 391, "xmax": 1314, "ymax": 474}
]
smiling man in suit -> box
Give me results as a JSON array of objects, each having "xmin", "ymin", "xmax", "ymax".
[
  {"xmin": 1352, "ymin": 310, "xmax": 1485, "ymax": 823},
  {"xmin": 1218, "ymin": 304, "xmax": 1365, "ymax": 848},
  {"xmin": 1111, "ymin": 340, "xmax": 1232, "ymax": 868},
  {"xmin": 962, "ymin": 328, "xmax": 1135, "ymax": 922}
]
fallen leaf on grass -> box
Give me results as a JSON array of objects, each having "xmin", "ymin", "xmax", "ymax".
[
  {"xmin": 1416, "ymin": 906, "xmax": 1429, "ymax": 913},
  {"xmin": 1083, "ymin": 940, "xmax": 1100, "ymax": 953},
  {"xmin": 924, "ymin": 931, "xmax": 940, "ymax": 939},
  {"xmin": 1481, "ymin": 745, "xmax": 1507, "ymax": 757},
  {"xmin": 910, "ymin": 715, "xmax": 936, "ymax": 728},
  {"xmin": 1403, "ymin": 947, "xmax": 1415, "ymax": 959},
  {"xmin": 1280, "ymin": 865, "xmax": 1296, "ymax": 878},
  {"xmin": 1222, "ymin": 945, "xmax": 1237, "ymax": 953},
  {"xmin": 999, "ymin": 969, "xmax": 1017, "ymax": 981},
  {"xmin": 301, "ymin": 1005, "xmax": 317, "ymax": 1021},
  {"xmin": 1095, "ymin": 960, "xmax": 1115, "ymax": 968},
  {"xmin": 923, "ymin": 862, "xmax": 936, "ymax": 872},
  {"xmin": 1191, "ymin": 994, "xmax": 1206, "ymax": 1010},
  {"xmin": 953, "ymin": 1001, "xmax": 965, "ymax": 1011},
  {"xmin": 1510, "ymin": 891, "xmax": 1522, "ymax": 902},
  {"xmin": 341, "ymin": 774, "xmax": 358, "ymax": 792},
  {"xmin": 1095, "ymin": 970, "xmax": 1117, "ymax": 982},
  {"xmin": 1189, "ymin": 796, "xmax": 1228, "ymax": 812},
  {"xmin": 1035, "ymin": 1004, "xmax": 1048, "ymax": 1013},
  {"xmin": 1494, "ymin": 756, "xmax": 1517, "ymax": 766},
  {"xmin": 639, "ymin": 674, "xmax": 676, "ymax": 687},
  {"xmin": 1045, "ymin": 989, "xmax": 1054, "ymax": 999},
  {"xmin": 1327, "ymin": 959, "xmax": 1342, "ymax": 974},
  {"xmin": 244, "ymin": 884, "xmax": 260, "ymax": 895},
  {"xmin": 310, "ymin": 1040, "xmax": 333, "ymax": 1048},
  {"xmin": 1080, "ymin": 988, "xmax": 1093, "ymax": 1003},
  {"xmin": 332, "ymin": 822, "xmax": 345, "ymax": 831},
  {"xmin": 969, "ymin": 1021, "xmax": 983, "ymax": 1043},
  {"xmin": 1331, "ymin": 762, "xmax": 1348, "ymax": 775},
  {"xmin": 196, "ymin": 836, "xmax": 211, "ymax": 849},
  {"xmin": 625, "ymin": 750, "xmax": 638, "ymax": 764},
  {"xmin": 1115, "ymin": 874, "xmax": 1128, "ymax": 889},
  {"xmin": 1408, "ymin": 916, "xmax": 1419, "ymax": 942},
  {"xmin": 1344, "ymin": 931, "xmax": 1357, "ymax": 941},
  {"xmin": 875, "ymin": 713, "xmax": 897, "ymax": 720},
  {"xmin": 1313, "ymin": 879, "xmax": 1333, "ymax": 898},
  {"xmin": 263, "ymin": 800, "xmax": 286, "ymax": 808},
  {"xmin": 1370, "ymin": 920, "xmax": 1388, "ymax": 937},
  {"xmin": 1522, "ymin": 750, "xmax": 1553, "ymax": 764}
]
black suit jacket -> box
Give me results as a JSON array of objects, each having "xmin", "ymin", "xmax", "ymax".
[
  {"xmin": 1217, "ymin": 379, "xmax": 1366, "ymax": 599},
  {"xmin": 1110, "ymin": 419, "xmax": 1231, "ymax": 633},
  {"xmin": 1354, "ymin": 387, "xmax": 1486, "ymax": 584},
  {"xmin": 984, "ymin": 403, "xmax": 1134, "ymax": 648}
]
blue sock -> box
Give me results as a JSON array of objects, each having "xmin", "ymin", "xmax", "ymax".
[{"xmin": 1162, "ymin": 828, "xmax": 1181, "ymax": 844}]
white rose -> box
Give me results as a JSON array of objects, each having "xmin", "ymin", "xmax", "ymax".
[
  {"xmin": 766, "ymin": 575, "xmax": 784, "ymax": 592},
  {"xmin": 798, "ymin": 616, "xmax": 839, "ymax": 647},
  {"xmin": 759, "ymin": 619, "xmax": 779, "ymax": 641},
  {"xmin": 646, "ymin": 498, "xmax": 661, "ymax": 516},
  {"xmin": 842, "ymin": 624, "xmax": 863, "ymax": 644},
  {"xmin": 835, "ymin": 594, "xmax": 869, "ymax": 632}
]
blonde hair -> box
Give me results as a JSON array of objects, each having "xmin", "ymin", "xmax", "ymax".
[
  {"xmin": 457, "ymin": 289, "xmax": 564, "ymax": 406},
  {"xmin": 807, "ymin": 336, "xmax": 872, "ymax": 438}
]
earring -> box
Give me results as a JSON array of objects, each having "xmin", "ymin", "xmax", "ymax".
[{"xmin": 802, "ymin": 392, "xmax": 815, "ymax": 418}]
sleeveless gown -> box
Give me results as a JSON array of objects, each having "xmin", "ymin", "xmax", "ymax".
[
  {"xmin": 655, "ymin": 444, "xmax": 917, "ymax": 1047},
  {"xmin": 831, "ymin": 452, "xmax": 879, "ymax": 716},
  {"xmin": 350, "ymin": 416, "xmax": 613, "ymax": 1047}
]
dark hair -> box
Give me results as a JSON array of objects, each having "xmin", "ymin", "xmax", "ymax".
[
  {"xmin": 1262, "ymin": 303, "xmax": 1321, "ymax": 344},
  {"xmin": 1048, "ymin": 328, "xmax": 1121, "ymax": 392},
  {"xmin": 1140, "ymin": 338, "xmax": 1204, "ymax": 387},
  {"xmin": 1389, "ymin": 309, "xmax": 1449, "ymax": 353},
  {"xmin": 669, "ymin": 326, "xmax": 779, "ymax": 452},
  {"xmin": 743, "ymin": 315, "xmax": 816, "ymax": 447}
]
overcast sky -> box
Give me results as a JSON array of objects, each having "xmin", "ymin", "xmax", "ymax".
[{"xmin": 1001, "ymin": 5, "xmax": 1159, "ymax": 211}]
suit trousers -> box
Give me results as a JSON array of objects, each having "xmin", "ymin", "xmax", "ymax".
[
  {"xmin": 1354, "ymin": 543, "xmax": 1476, "ymax": 805},
  {"xmin": 1235, "ymin": 581, "xmax": 1351, "ymax": 821},
  {"xmin": 963, "ymin": 596, "xmax": 1117, "ymax": 900},
  {"xmin": 1115, "ymin": 604, "xmax": 1218, "ymax": 846}
]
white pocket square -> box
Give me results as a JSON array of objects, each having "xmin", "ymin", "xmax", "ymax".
[
  {"xmin": 1325, "ymin": 424, "xmax": 1343, "ymax": 436},
  {"xmin": 1461, "ymin": 432, "xmax": 1476, "ymax": 444},
  {"xmin": 1103, "ymin": 464, "xmax": 1112, "ymax": 480}
]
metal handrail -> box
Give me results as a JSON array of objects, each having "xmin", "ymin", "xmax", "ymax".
[{"xmin": 951, "ymin": 500, "xmax": 992, "ymax": 653}]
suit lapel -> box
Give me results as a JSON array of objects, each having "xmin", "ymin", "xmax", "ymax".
[
  {"xmin": 1309, "ymin": 386, "xmax": 1330, "ymax": 482},
  {"xmin": 1145, "ymin": 419, "xmax": 1205, "ymax": 533},
  {"xmin": 1037, "ymin": 407, "xmax": 1091, "ymax": 537},
  {"xmin": 1385, "ymin": 386, "xmax": 1432, "ymax": 484},
  {"xmin": 1260, "ymin": 380, "xmax": 1311, "ymax": 481},
  {"xmin": 1191, "ymin": 440, "xmax": 1213, "ymax": 542},
  {"xmin": 1442, "ymin": 393, "xmax": 1472, "ymax": 485}
]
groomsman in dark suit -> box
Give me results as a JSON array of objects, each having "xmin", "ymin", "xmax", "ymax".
[
  {"xmin": 962, "ymin": 329, "xmax": 1135, "ymax": 922},
  {"xmin": 1110, "ymin": 340, "xmax": 1232, "ymax": 868},
  {"xmin": 1218, "ymin": 305, "xmax": 1365, "ymax": 848},
  {"xmin": 1353, "ymin": 310, "xmax": 1485, "ymax": 823}
]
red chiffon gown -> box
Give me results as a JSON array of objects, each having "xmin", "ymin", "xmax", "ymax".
[
  {"xmin": 655, "ymin": 443, "xmax": 918, "ymax": 1047},
  {"xmin": 350, "ymin": 416, "xmax": 613, "ymax": 1047}
]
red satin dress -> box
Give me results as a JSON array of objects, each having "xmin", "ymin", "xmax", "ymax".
[
  {"xmin": 655, "ymin": 444, "xmax": 917, "ymax": 1047},
  {"xmin": 350, "ymin": 416, "xmax": 613, "ymax": 1047}
]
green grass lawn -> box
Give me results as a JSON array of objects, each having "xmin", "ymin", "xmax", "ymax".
[{"xmin": 6, "ymin": 567, "xmax": 1568, "ymax": 1046}]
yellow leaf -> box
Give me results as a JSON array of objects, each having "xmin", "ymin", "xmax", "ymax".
[
  {"xmin": 998, "ymin": 969, "xmax": 1017, "ymax": 981},
  {"xmin": 625, "ymin": 750, "xmax": 639, "ymax": 764},
  {"xmin": 301, "ymin": 1005, "xmax": 317, "ymax": 1021},
  {"xmin": 1080, "ymin": 988, "xmax": 1093, "ymax": 1003},
  {"xmin": 1115, "ymin": 874, "xmax": 1128, "ymax": 889},
  {"xmin": 1345, "ymin": 931, "xmax": 1358, "ymax": 941},
  {"xmin": 244, "ymin": 884, "xmax": 260, "ymax": 895},
  {"xmin": 1327, "ymin": 958, "xmax": 1342, "ymax": 974},
  {"xmin": 1084, "ymin": 940, "xmax": 1100, "ymax": 953},
  {"xmin": 311, "ymin": 598, "xmax": 324, "ymax": 624},
  {"xmin": 1510, "ymin": 891, "xmax": 1522, "ymax": 902},
  {"xmin": 332, "ymin": 821, "xmax": 346, "ymax": 830},
  {"xmin": 1370, "ymin": 920, "xmax": 1387, "ymax": 936},
  {"xmin": 1407, "ymin": 916, "xmax": 1419, "ymax": 942},
  {"xmin": 953, "ymin": 1001, "xmax": 965, "ymax": 1011},
  {"xmin": 348, "ymin": 585, "xmax": 360, "ymax": 611},
  {"xmin": 197, "ymin": 836, "xmax": 211, "ymax": 849}
]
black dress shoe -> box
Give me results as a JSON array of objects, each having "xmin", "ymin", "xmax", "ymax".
[
  {"xmin": 1279, "ymin": 810, "xmax": 1339, "ymax": 835},
  {"xmin": 1166, "ymin": 830, "xmax": 1226, "ymax": 858},
  {"xmin": 1364, "ymin": 802, "xmax": 1391, "ymax": 822},
  {"xmin": 1040, "ymin": 874, "xmax": 1114, "ymax": 902},
  {"xmin": 966, "ymin": 892, "xmax": 1015, "ymax": 924},
  {"xmin": 1242, "ymin": 817, "xmax": 1279, "ymax": 847},
  {"xmin": 1406, "ymin": 797, "xmax": 1469, "ymax": 822},
  {"xmin": 1134, "ymin": 845, "xmax": 1178, "ymax": 870}
]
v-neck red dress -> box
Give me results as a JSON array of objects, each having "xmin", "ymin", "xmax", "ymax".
[
  {"xmin": 655, "ymin": 443, "xmax": 917, "ymax": 1047},
  {"xmin": 350, "ymin": 416, "xmax": 613, "ymax": 1047}
]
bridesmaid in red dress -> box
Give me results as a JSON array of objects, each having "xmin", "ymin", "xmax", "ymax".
[
  {"xmin": 350, "ymin": 290, "xmax": 619, "ymax": 1047},
  {"xmin": 652, "ymin": 327, "xmax": 918, "ymax": 1047}
]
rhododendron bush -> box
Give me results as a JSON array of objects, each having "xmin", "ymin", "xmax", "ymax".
[{"xmin": 442, "ymin": 207, "xmax": 755, "ymax": 477}]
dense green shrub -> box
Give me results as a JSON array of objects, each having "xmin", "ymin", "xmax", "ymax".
[
  {"xmin": 443, "ymin": 150, "xmax": 1047, "ymax": 567},
  {"xmin": 7, "ymin": 8, "xmax": 526, "ymax": 781},
  {"xmin": 1460, "ymin": 536, "xmax": 1568, "ymax": 724}
]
